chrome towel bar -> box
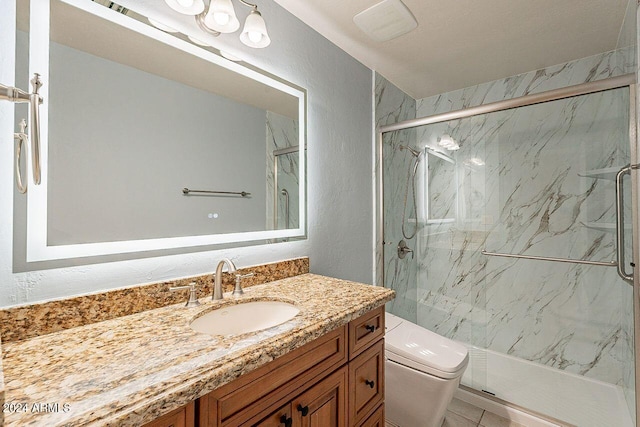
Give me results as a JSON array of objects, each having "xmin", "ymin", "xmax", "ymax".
[
  {"xmin": 182, "ymin": 188, "xmax": 251, "ymax": 197},
  {"xmin": 481, "ymin": 250, "xmax": 617, "ymax": 267},
  {"xmin": 1, "ymin": 73, "xmax": 43, "ymax": 189}
]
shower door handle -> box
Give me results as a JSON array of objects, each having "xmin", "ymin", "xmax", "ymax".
[{"xmin": 615, "ymin": 165, "xmax": 633, "ymax": 284}]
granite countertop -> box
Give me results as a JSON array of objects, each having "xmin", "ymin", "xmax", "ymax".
[
  {"xmin": 0, "ymin": 337, "xmax": 5, "ymax": 427},
  {"xmin": 1, "ymin": 274, "xmax": 394, "ymax": 426}
]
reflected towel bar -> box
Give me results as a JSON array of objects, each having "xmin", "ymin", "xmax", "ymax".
[
  {"xmin": 182, "ymin": 188, "xmax": 251, "ymax": 197},
  {"xmin": 481, "ymin": 250, "xmax": 617, "ymax": 267}
]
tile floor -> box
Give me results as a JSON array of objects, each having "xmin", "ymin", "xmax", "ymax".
[{"xmin": 385, "ymin": 398, "xmax": 529, "ymax": 427}]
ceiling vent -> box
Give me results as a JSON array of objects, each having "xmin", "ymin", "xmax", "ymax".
[{"xmin": 353, "ymin": 0, "xmax": 418, "ymax": 42}]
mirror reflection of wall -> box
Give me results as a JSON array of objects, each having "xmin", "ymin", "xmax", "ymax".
[{"xmin": 266, "ymin": 111, "xmax": 300, "ymax": 232}]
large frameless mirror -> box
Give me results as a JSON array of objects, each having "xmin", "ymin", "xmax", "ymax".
[{"xmin": 18, "ymin": 0, "xmax": 306, "ymax": 262}]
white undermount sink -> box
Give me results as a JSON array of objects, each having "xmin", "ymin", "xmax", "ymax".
[{"xmin": 190, "ymin": 300, "xmax": 300, "ymax": 336}]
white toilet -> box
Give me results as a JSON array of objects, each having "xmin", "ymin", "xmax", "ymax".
[{"xmin": 385, "ymin": 312, "xmax": 469, "ymax": 427}]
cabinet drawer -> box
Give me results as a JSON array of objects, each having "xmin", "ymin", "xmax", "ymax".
[
  {"xmin": 348, "ymin": 307, "xmax": 384, "ymax": 359},
  {"xmin": 143, "ymin": 402, "xmax": 194, "ymax": 427},
  {"xmin": 205, "ymin": 326, "xmax": 347, "ymax": 426},
  {"xmin": 348, "ymin": 339, "xmax": 384, "ymax": 426},
  {"xmin": 356, "ymin": 403, "xmax": 384, "ymax": 427},
  {"xmin": 246, "ymin": 403, "xmax": 292, "ymax": 427}
]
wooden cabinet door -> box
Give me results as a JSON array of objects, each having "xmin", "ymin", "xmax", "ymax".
[
  {"xmin": 143, "ymin": 402, "xmax": 194, "ymax": 427},
  {"xmin": 291, "ymin": 367, "xmax": 347, "ymax": 427},
  {"xmin": 356, "ymin": 404, "xmax": 384, "ymax": 427},
  {"xmin": 249, "ymin": 404, "xmax": 292, "ymax": 427},
  {"xmin": 349, "ymin": 340, "xmax": 384, "ymax": 425}
]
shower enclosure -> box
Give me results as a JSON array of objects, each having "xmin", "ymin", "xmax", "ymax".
[{"xmin": 377, "ymin": 74, "xmax": 639, "ymax": 426}]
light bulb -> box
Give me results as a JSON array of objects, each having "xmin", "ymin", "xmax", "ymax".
[
  {"xmin": 165, "ymin": 0, "xmax": 204, "ymax": 15},
  {"xmin": 248, "ymin": 31, "xmax": 262, "ymax": 43},
  {"xmin": 240, "ymin": 9, "xmax": 270, "ymax": 48},
  {"xmin": 203, "ymin": 0, "xmax": 240, "ymax": 33},
  {"xmin": 213, "ymin": 12, "xmax": 230, "ymax": 25}
]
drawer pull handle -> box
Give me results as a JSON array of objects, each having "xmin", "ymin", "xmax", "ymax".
[
  {"xmin": 365, "ymin": 324, "xmax": 376, "ymax": 333},
  {"xmin": 297, "ymin": 404, "xmax": 309, "ymax": 416},
  {"xmin": 365, "ymin": 379, "xmax": 375, "ymax": 388},
  {"xmin": 280, "ymin": 415, "xmax": 293, "ymax": 427}
]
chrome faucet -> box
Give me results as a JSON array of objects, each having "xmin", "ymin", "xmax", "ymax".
[{"xmin": 213, "ymin": 258, "xmax": 237, "ymax": 300}]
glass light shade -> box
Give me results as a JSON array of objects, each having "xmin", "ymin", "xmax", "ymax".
[
  {"xmin": 188, "ymin": 35, "xmax": 210, "ymax": 46},
  {"xmin": 240, "ymin": 10, "xmax": 271, "ymax": 48},
  {"xmin": 220, "ymin": 50, "xmax": 241, "ymax": 61},
  {"xmin": 204, "ymin": 0, "xmax": 240, "ymax": 33},
  {"xmin": 165, "ymin": 0, "xmax": 205, "ymax": 15},
  {"xmin": 148, "ymin": 18, "xmax": 178, "ymax": 33}
]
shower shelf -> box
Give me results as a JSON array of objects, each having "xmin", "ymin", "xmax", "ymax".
[{"xmin": 578, "ymin": 167, "xmax": 623, "ymax": 180}]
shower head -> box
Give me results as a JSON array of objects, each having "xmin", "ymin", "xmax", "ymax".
[{"xmin": 399, "ymin": 145, "xmax": 421, "ymax": 157}]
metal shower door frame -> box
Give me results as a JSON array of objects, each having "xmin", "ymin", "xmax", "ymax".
[{"xmin": 375, "ymin": 73, "xmax": 640, "ymax": 425}]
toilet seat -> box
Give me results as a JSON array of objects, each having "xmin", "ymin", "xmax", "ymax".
[{"xmin": 385, "ymin": 312, "xmax": 469, "ymax": 380}]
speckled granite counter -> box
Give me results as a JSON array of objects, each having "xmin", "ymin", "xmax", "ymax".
[
  {"xmin": 0, "ymin": 338, "xmax": 5, "ymax": 427},
  {"xmin": 2, "ymin": 274, "xmax": 394, "ymax": 426}
]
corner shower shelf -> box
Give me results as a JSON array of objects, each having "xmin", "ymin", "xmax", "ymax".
[{"xmin": 578, "ymin": 167, "xmax": 623, "ymax": 180}]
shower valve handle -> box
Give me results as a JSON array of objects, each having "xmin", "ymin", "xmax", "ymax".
[{"xmin": 397, "ymin": 240, "xmax": 414, "ymax": 259}]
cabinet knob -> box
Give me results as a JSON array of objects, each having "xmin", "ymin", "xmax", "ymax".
[
  {"xmin": 280, "ymin": 414, "xmax": 292, "ymax": 427},
  {"xmin": 365, "ymin": 324, "xmax": 376, "ymax": 333},
  {"xmin": 365, "ymin": 379, "xmax": 375, "ymax": 388},
  {"xmin": 297, "ymin": 404, "xmax": 309, "ymax": 416}
]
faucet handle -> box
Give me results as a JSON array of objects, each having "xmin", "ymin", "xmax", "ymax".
[
  {"xmin": 232, "ymin": 273, "xmax": 254, "ymax": 297},
  {"xmin": 170, "ymin": 282, "xmax": 201, "ymax": 307}
]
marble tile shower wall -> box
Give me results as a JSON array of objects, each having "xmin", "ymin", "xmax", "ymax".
[
  {"xmin": 265, "ymin": 111, "xmax": 299, "ymax": 231},
  {"xmin": 375, "ymin": 73, "xmax": 417, "ymax": 322},
  {"xmin": 616, "ymin": 0, "xmax": 638, "ymax": 417},
  {"xmin": 413, "ymin": 48, "xmax": 635, "ymax": 387}
]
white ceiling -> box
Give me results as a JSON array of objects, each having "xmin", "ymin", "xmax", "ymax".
[{"xmin": 274, "ymin": 0, "xmax": 630, "ymax": 99}]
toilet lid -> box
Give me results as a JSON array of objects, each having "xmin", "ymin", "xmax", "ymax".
[{"xmin": 385, "ymin": 313, "xmax": 469, "ymax": 380}]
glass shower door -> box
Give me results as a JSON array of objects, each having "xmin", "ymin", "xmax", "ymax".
[{"xmin": 381, "ymin": 84, "xmax": 637, "ymax": 426}]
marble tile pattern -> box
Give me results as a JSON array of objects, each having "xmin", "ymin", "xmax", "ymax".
[
  {"xmin": 375, "ymin": 73, "xmax": 417, "ymax": 322},
  {"xmin": 265, "ymin": 111, "xmax": 300, "ymax": 232},
  {"xmin": 0, "ymin": 257, "xmax": 309, "ymax": 343},
  {"xmin": 1, "ymin": 274, "xmax": 394, "ymax": 426},
  {"xmin": 617, "ymin": 1, "xmax": 638, "ymax": 419},
  {"xmin": 407, "ymin": 48, "xmax": 635, "ymax": 388}
]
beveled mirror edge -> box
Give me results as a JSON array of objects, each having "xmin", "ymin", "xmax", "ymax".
[{"xmin": 25, "ymin": 0, "xmax": 307, "ymax": 262}]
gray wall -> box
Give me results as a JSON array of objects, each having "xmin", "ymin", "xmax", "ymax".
[
  {"xmin": 29, "ymin": 34, "xmax": 267, "ymax": 244},
  {"xmin": 0, "ymin": 0, "xmax": 373, "ymax": 307}
]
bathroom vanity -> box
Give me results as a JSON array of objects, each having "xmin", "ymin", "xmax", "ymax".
[
  {"xmin": 150, "ymin": 306, "xmax": 385, "ymax": 427},
  {"xmin": 0, "ymin": 274, "xmax": 394, "ymax": 426}
]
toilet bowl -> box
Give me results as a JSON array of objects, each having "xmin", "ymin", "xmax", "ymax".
[{"xmin": 385, "ymin": 312, "xmax": 469, "ymax": 427}]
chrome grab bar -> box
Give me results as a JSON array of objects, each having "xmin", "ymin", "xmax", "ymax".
[
  {"xmin": 281, "ymin": 188, "xmax": 289, "ymax": 228},
  {"xmin": 182, "ymin": 188, "xmax": 251, "ymax": 197},
  {"xmin": 615, "ymin": 165, "xmax": 634, "ymax": 284},
  {"xmin": 481, "ymin": 250, "xmax": 617, "ymax": 267}
]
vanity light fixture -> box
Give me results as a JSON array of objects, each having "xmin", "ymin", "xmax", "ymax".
[
  {"xmin": 147, "ymin": 18, "xmax": 179, "ymax": 33},
  {"xmin": 165, "ymin": 0, "xmax": 205, "ymax": 15},
  {"xmin": 166, "ymin": 0, "xmax": 271, "ymax": 48},
  {"xmin": 188, "ymin": 35, "xmax": 210, "ymax": 46},
  {"xmin": 220, "ymin": 50, "xmax": 242, "ymax": 61}
]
